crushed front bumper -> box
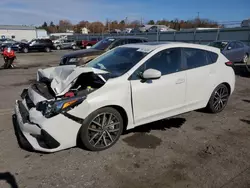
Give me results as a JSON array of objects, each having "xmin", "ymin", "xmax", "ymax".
[{"xmin": 14, "ymin": 99, "xmax": 60, "ymax": 153}]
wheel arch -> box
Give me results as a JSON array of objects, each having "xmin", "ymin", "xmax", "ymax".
[
  {"xmin": 221, "ymin": 82, "xmax": 231, "ymax": 95},
  {"xmin": 103, "ymin": 105, "xmax": 129, "ymax": 133}
]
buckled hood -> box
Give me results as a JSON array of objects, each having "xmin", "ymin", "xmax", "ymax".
[{"xmin": 37, "ymin": 65, "xmax": 108, "ymax": 96}]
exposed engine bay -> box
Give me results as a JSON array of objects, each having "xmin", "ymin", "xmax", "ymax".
[{"xmin": 29, "ymin": 66, "xmax": 109, "ymax": 118}]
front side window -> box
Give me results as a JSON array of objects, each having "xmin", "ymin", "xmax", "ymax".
[
  {"xmin": 182, "ymin": 48, "xmax": 211, "ymax": 69},
  {"xmin": 130, "ymin": 48, "xmax": 182, "ymax": 80},
  {"xmin": 111, "ymin": 39, "xmax": 127, "ymax": 48},
  {"xmin": 86, "ymin": 47, "xmax": 148, "ymax": 77}
]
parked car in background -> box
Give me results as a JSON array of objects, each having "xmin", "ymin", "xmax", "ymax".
[
  {"xmin": 18, "ymin": 39, "xmax": 54, "ymax": 53},
  {"xmin": 0, "ymin": 38, "xmax": 16, "ymax": 45},
  {"xmin": 59, "ymin": 36, "xmax": 148, "ymax": 66},
  {"xmin": 1, "ymin": 42, "xmax": 20, "ymax": 52},
  {"xmin": 81, "ymin": 38, "xmax": 100, "ymax": 49},
  {"xmin": 53, "ymin": 39, "xmax": 77, "ymax": 50},
  {"xmin": 14, "ymin": 42, "xmax": 235, "ymax": 152},
  {"xmin": 208, "ymin": 40, "xmax": 250, "ymax": 64},
  {"xmin": 0, "ymin": 38, "xmax": 18, "ymax": 51}
]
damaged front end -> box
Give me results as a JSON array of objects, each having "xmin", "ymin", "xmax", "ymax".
[
  {"xmin": 14, "ymin": 65, "xmax": 109, "ymax": 152},
  {"xmin": 33, "ymin": 65, "xmax": 109, "ymax": 118}
]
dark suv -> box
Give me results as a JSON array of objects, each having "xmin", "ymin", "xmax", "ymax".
[
  {"xmin": 60, "ymin": 36, "xmax": 148, "ymax": 66},
  {"xmin": 18, "ymin": 39, "xmax": 54, "ymax": 53}
]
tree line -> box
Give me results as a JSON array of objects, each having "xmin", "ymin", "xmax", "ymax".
[{"xmin": 38, "ymin": 18, "xmax": 220, "ymax": 34}]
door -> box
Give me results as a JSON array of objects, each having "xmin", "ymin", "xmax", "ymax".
[
  {"xmin": 129, "ymin": 48, "xmax": 186, "ymax": 125},
  {"xmin": 234, "ymin": 42, "xmax": 245, "ymax": 61},
  {"xmin": 223, "ymin": 42, "xmax": 239, "ymax": 62},
  {"xmin": 63, "ymin": 40, "xmax": 72, "ymax": 49},
  {"xmin": 182, "ymin": 48, "xmax": 217, "ymax": 109},
  {"xmin": 29, "ymin": 39, "xmax": 40, "ymax": 50}
]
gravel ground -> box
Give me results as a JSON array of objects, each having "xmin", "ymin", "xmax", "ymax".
[{"xmin": 0, "ymin": 51, "xmax": 250, "ymax": 188}]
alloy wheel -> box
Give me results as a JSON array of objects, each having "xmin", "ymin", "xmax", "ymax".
[
  {"xmin": 87, "ymin": 113, "xmax": 121, "ymax": 149},
  {"xmin": 212, "ymin": 86, "xmax": 229, "ymax": 111},
  {"xmin": 244, "ymin": 54, "xmax": 250, "ymax": 72}
]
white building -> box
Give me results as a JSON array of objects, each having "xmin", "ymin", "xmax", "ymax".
[
  {"xmin": 81, "ymin": 27, "xmax": 89, "ymax": 34},
  {"xmin": 0, "ymin": 25, "xmax": 48, "ymax": 41}
]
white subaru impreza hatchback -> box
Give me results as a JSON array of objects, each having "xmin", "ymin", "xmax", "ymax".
[{"xmin": 14, "ymin": 42, "xmax": 235, "ymax": 152}]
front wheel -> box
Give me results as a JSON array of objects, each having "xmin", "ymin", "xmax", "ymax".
[
  {"xmin": 79, "ymin": 107, "xmax": 124, "ymax": 151},
  {"xmin": 45, "ymin": 47, "xmax": 51, "ymax": 52},
  {"xmin": 72, "ymin": 45, "xmax": 76, "ymax": 50},
  {"xmin": 23, "ymin": 48, "xmax": 28, "ymax": 53},
  {"xmin": 206, "ymin": 84, "xmax": 230, "ymax": 113}
]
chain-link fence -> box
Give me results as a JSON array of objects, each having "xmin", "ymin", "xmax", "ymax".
[{"xmin": 68, "ymin": 27, "xmax": 250, "ymax": 45}]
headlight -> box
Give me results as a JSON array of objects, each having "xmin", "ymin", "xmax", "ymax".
[
  {"xmin": 36, "ymin": 96, "xmax": 86, "ymax": 118},
  {"xmin": 69, "ymin": 58, "xmax": 81, "ymax": 63}
]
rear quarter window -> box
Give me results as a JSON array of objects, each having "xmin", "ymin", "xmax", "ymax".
[{"xmin": 207, "ymin": 51, "xmax": 219, "ymax": 64}]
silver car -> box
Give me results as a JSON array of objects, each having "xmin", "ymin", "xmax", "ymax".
[
  {"xmin": 53, "ymin": 39, "xmax": 77, "ymax": 50},
  {"xmin": 208, "ymin": 40, "xmax": 250, "ymax": 64}
]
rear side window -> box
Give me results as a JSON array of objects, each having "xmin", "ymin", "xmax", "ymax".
[
  {"xmin": 182, "ymin": 48, "xmax": 213, "ymax": 69},
  {"xmin": 207, "ymin": 51, "xmax": 218, "ymax": 63}
]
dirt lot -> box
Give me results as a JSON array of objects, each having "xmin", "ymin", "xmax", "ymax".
[{"xmin": 0, "ymin": 51, "xmax": 250, "ymax": 188}]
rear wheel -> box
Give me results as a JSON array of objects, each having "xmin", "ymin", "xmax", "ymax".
[
  {"xmin": 79, "ymin": 107, "xmax": 123, "ymax": 151},
  {"xmin": 4, "ymin": 59, "xmax": 12, "ymax": 69},
  {"xmin": 72, "ymin": 45, "xmax": 76, "ymax": 50},
  {"xmin": 243, "ymin": 54, "xmax": 250, "ymax": 72},
  {"xmin": 56, "ymin": 46, "xmax": 61, "ymax": 50},
  {"xmin": 206, "ymin": 84, "xmax": 230, "ymax": 113}
]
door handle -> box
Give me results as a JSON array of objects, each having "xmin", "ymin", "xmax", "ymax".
[{"xmin": 176, "ymin": 78, "xmax": 185, "ymax": 84}]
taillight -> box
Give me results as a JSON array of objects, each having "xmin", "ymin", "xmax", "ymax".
[{"xmin": 225, "ymin": 61, "xmax": 233, "ymax": 67}]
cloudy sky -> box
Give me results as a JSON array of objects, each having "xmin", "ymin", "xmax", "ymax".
[{"xmin": 0, "ymin": 0, "xmax": 249, "ymax": 26}]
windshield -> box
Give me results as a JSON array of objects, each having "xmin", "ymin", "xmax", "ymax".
[
  {"xmin": 208, "ymin": 41, "xmax": 228, "ymax": 50},
  {"xmin": 86, "ymin": 47, "xmax": 148, "ymax": 77},
  {"xmin": 92, "ymin": 38, "xmax": 116, "ymax": 50}
]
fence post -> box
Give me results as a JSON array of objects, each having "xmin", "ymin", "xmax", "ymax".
[
  {"xmin": 216, "ymin": 28, "xmax": 220, "ymax": 41},
  {"xmin": 193, "ymin": 29, "xmax": 196, "ymax": 43}
]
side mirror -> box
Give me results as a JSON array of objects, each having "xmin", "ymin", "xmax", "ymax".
[
  {"xmin": 142, "ymin": 69, "xmax": 161, "ymax": 80},
  {"xmin": 227, "ymin": 46, "xmax": 232, "ymax": 50}
]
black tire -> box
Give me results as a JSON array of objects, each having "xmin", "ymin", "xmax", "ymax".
[
  {"xmin": 23, "ymin": 48, "xmax": 28, "ymax": 53},
  {"xmin": 3, "ymin": 59, "xmax": 12, "ymax": 69},
  {"xmin": 206, "ymin": 84, "xmax": 230, "ymax": 113},
  {"xmin": 45, "ymin": 47, "xmax": 51, "ymax": 52},
  {"xmin": 79, "ymin": 107, "xmax": 124, "ymax": 151}
]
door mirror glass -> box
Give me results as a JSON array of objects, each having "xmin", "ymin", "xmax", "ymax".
[{"xmin": 142, "ymin": 69, "xmax": 161, "ymax": 80}]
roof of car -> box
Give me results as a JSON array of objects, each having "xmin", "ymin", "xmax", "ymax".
[{"xmin": 121, "ymin": 41, "xmax": 221, "ymax": 52}]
